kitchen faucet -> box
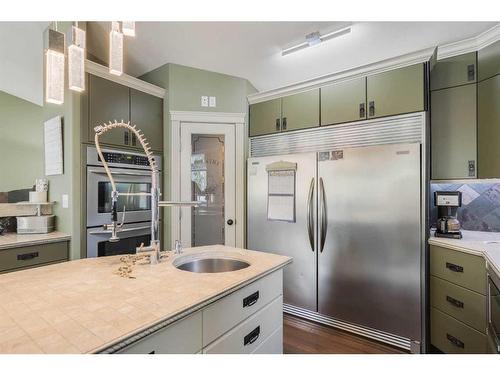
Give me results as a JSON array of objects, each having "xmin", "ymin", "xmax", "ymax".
[{"xmin": 94, "ymin": 120, "xmax": 198, "ymax": 263}]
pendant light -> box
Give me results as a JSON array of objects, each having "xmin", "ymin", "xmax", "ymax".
[
  {"xmin": 44, "ymin": 23, "xmax": 65, "ymax": 105},
  {"xmin": 109, "ymin": 21, "xmax": 123, "ymax": 76},
  {"xmin": 68, "ymin": 23, "xmax": 86, "ymax": 92},
  {"xmin": 122, "ymin": 21, "xmax": 135, "ymax": 37}
]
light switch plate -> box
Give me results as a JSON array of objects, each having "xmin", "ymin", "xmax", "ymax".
[
  {"xmin": 62, "ymin": 194, "xmax": 69, "ymax": 208},
  {"xmin": 209, "ymin": 96, "xmax": 216, "ymax": 107},
  {"xmin": 201, "ymin": 96, "xmax": 209, "ymax": 107}
]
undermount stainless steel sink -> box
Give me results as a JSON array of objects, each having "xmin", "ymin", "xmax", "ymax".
[{"xmin": 175, "ymin": 257, "xmax": 250, "ymax": 273}]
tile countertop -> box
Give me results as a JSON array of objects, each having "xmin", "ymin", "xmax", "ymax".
[
  {"xmin": 428, "ymin": 230, "xmax": 500, "ymax": 279},
  {"xmin": 0, "ymin": 245, "xmax": 291, "ymax": 354},
  {"xmin": 0, "ymin": 231, "xmax": 71, "ymax": 250}
]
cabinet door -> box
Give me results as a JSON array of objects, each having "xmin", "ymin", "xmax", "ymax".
[
  {"xmin": 431, "ymin": 84, "xmax": 477, "ymax": 179},
  {"xmin": 130, "ymin": 89, "xmax": 163, "ymax": 152},
  {"xmin": 249, "ymin": 99, "xmax": 281, "ymax": 137},
  {"xmin": 478, "ymin": 74, "xmax": 500, "ymax": 178},
  {"xmin": 89, "ymin": 75, "xmax": 130, "ymax": 147},
  {"xmin": 281, "ymin": 89, "xmax": 319, "ymax": 131},
  {"xmin": 478, "ymin": 39, "xmax": 500, "ymax": 82},
  {"xmin": 321, "ymin": 78, "xmax": 366, "ymax": 126},
  {"xmin": 367, "ymin": 64, "xmax": 425, "ymax": 119},
  {"xmin": 431, "ymin": 52, "xmax": 477, "ymax": 91}
]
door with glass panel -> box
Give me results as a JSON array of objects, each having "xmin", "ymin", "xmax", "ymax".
[{"xmin": 180, "ymin": 123, "xmax": 236, "ymax": 247}]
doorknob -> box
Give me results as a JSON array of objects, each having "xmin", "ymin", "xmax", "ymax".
[{"xmin": 227, "ymin": 219, "xmax": 234, "ymax": 225}]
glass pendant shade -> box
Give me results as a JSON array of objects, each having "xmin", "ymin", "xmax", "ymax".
[
  {"xmin": 109, "ymin": 22, "xmax": 123, "ymax": 76},
  {"xmin": 45, "ymin": 28, "xmax": 65, "ymax": 105},
  {"xmin": 122, "ymin": 21, "xmax": 135, "ymax": 37},
  {"xmin": 68, "ymin": 26, "xmax": 86, "ymax": 92}
]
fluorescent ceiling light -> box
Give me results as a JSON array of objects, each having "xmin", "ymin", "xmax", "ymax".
[
  {"xmin": 109, "ymin": 21, "xmax": 124, "ymax": 76},
  {"xmin": 45, "ymin": 27, "xmax": 65, "ymax": 105},
  {"xmin": 68, "ymin": 25, "xmax": 86, "ymax": 92},
  {"xmin": 282, "ymin": 25, "xmax": 352, "ymax": 56},
  {"xmin": 122, "ymin": 21, "xmax": 136, "ymax": 37}
]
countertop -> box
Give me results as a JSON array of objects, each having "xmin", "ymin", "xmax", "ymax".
[
  {"xmin": 0, "ymin": 231, "xmax": 71, "ymax": 251},
  {"xmin": 428, "ymin": 230, "xmax": 500, "ymax": 279},
  {"xmin": 0, "ymin": 245, "xmax": 291, "ymax": 354}
]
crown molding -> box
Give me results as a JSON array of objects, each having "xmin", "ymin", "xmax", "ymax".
[
  {"xmin": 437, "ymin": 23, "xmax": 500, "ymax": 60},
  {"xmin": 169, "ymin": 110, "xmax": 246, "ymax": 124},
  {"xmin": 247, "ymin": 47, "xmax": 436, "ymax": 105},
  {"xmin": 85, "ymin": 60, "xmax": 166, "ymax": 98}
]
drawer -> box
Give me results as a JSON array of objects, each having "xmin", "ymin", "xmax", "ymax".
[
  {"xmin": 0, "ymin": 241, "xmax": 68, "ymax": 272},
  {"xmin": 431, "ymin": 276, "xmax": 486, "ymax": 332},
  {"xmin": 202, "ymin": 269, "xmax": 282, "ymax": 345},
  {"xmin": 118, "ymin": 312, "xmax": 202, "ymax": 354},
  {"xmin": 430, "ymin": 245, "xmax": 486, "ymax": 295},
  {"xmin": 252, "ymin": 326, "xmax": 283, "ymax": 354},
  {"xmin": 203, "ymin": 295, "xmax": 283, "ymax": 354},
  {"xmin": 431, "ymin": 307, "xmax": 487, "ymax": 354}
]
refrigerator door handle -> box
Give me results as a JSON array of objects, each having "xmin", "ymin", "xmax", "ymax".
[
  {"xmin": 319, "ymin": 177, "xmax": 328, "ymax": 253},
  {"xmin": 307, "ymin": 177, "xmax": 315, "ymax": 252}
]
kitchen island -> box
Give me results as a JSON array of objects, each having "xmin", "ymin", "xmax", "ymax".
[{"xmin": 0, "ymin": 245, "xmax": 291, "ymax": 354}]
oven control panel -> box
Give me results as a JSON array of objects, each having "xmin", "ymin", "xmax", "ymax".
[{"xmin": 99, "ymin": 152, "xmax": 150, "ymax": 166}]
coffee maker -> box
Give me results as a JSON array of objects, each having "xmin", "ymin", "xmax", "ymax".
[{"xmin": 434, "ymin": 191, "xmax": 462, "ymax": 239}]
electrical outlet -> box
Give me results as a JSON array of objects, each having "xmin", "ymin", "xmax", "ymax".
[
  {"xmin": 62, "ymin": 194, "xmax": 69, "ymax": 208},
  {"xmin": 209, "ymin": 96, "xmax": 216, "ymax": 107},
  {"xmin": 201, "ymin": 96, "xmax": 209, "ymax": 107}
]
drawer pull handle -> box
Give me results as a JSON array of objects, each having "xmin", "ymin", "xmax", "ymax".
[
  {"xmin": 149, "ymin": 350, "xmax": 155, "ymax": 354},
  {"xmin": 446, "ymin": 295, "xmax": 464, "ymax": 308},
  {"xmin": 244, "ymin": 326, "xmax": 260, "ymax": 346},
  {"xmin": 17, "ymin": 252, "xmax": 39, "ymax": 261},
  {"xmin": 446, "ymin": 333, "xmax": 464, "ymax": 349},
  {"xmin": 243, "ymin": 291, "xmax": 259, "ymax": 308},
  {"xmin": 446, "ymin": 262, "xmax": 463, "ymax": 273}
]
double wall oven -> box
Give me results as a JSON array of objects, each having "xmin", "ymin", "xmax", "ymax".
[
  {"xmin": 86, "ymin": 146, "xmax": 162, "ymax": 257},
  {"xmin": 488, "ymin": 264, "xmax": 500, "ymax": 354}
]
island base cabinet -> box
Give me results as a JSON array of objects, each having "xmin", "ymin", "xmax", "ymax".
[
  {"xmin": 203, "ymin": 295, "xmax": 283, "ymax": 354},
  {"xmin": 117, "ymin": 312, "xmax": 202, "ymax": 354},
  {"xmin": 252, "ymin": 327, "xmax": 283, "ymax": 354}
]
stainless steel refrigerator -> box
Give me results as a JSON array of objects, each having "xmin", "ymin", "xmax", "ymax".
[{"xmin": 247, "ymin": 143, "xmax": 422, "ymax": 345}]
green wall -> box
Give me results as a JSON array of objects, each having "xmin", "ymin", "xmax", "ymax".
[{"xmin": 140, "ymin": 63, "xmax": 256, "ymax": 248}]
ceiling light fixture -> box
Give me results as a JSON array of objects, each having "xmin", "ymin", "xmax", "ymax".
[
  {"xmin": 44, "ymin": 23, "xmax": 65, "ymax": 105},
  {"xmin": 68, "ymin": 23, "xmax": 86, "ymax": 92},
  {"xmin": 282, "ymin": 25, "xmax": 352, "ymax": 56},
  {"xmin": 109, "ymin": 21, "xmax": 123, "ymax": 76},
  {"xmin": 122, "ymin": 21, "xmax": 136, "ymax": 37}
]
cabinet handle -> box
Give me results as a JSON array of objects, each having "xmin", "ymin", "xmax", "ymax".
[
  {"xmin": 359, "ymin": 103, "xmax": 365, "ymax": 118},
  {"xmin": 131, "ymin": 132, "xmax": 137, "ymax": 146},
  {"xmin": 468, "ymin": 160, "xmax": 475, "ymax": 177},
  {"xmin": 446, "ymin": 295, "xmax": 464, "ymax": 308},
  {"xmin": 446, "ymin": 333, "xmax": 465, "ymax": 349},
  {"xmin": 282, "ymin": 117, "xmax": 287, "ymax": 130},
  {"xmin": 446, "ymin": 262, "xmax": 463, "ymax": 273},
  {"xmin": 275, "ymin": 118, "xmax": 281, "ymax": 131},
  {"xmin": 124, "ymin": 131, "xmax": 129, "ymax": 145},
  {"xmin": 243, "ymin": 291, "xmax": 259, "ymax": 307},
  {"xmin": 369, "ymin": 101, "xmax": 375, "ymax": 117},
  {"xmin": 17, "ymin": 252, "xmax": 39, "ymax": 261},
  {"xmin": 467, "ymin": 64, "xmax": 475, "ymax": 81},
  {"xmin": 244, "ymin": 326, "xmax": 260, "ymax": 346},
  {"xmin": 148, "ymin": 350, "xmax": 155, "ymax": 354}
]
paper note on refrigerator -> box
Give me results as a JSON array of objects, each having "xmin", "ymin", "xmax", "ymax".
[
  {"xmin": 44, "ymin": 116, "xmax": 64, "ymax": 176},
  {"xmin": 267, "ymin": 168, "xmax": 296, "ymax": 222}
]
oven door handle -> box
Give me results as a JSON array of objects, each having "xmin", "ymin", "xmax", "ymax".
[
  {"xmin": 88, "ymin": 225, "xmax": 150, "ymax": 235},
  {"xmin": 89, "ymin": 170, "xmax": 152, "ymax": 177}
]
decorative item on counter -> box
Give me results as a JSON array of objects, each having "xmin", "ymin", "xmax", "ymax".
[
  {"xmin": 114, "ymin": 244, "xmax": 171, "ymax": 278},
  {"xmin": 29, "ymin": 178, "xmax": 49, "ymax": 203}
]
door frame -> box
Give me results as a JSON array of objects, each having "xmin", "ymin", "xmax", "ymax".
[{"xmin": 170, "ymin": 111, "xmax": 246, "ymax": 249}]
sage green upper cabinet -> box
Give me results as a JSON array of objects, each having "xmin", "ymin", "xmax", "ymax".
[
  {"xmin": 478, "ymin": 39, "xmax": 500, "ymax": 82},
  {"xmin": 281, "ymin": 89, "xmax": 319, "ymax": 132},
  {"xmin": 89, "ymin": 75, "xmax": 130, "ymax": 147},
  {"xmin": 430, "ymin": 52, "xmax": 477, "ymax": 90},
  {"xmin": 367, "ymin": 64, "xmax": 425, "ymax": 119},
  {"xmin": 249, "ymin": 99, "xmax": 282, "ymax": 137},
  {"xmin": 431, "ymin": 84, "xmax": 477, "ymax": 179},
  {"xmin": 478, "ymin": 74, "xmax": 500, "ymax": 178},
  {"xmin": 321, "ymin": 78, "xmax": 366, "ymax": 126},
  {"xmin": 130, "ymin": 89, "xmax": 163, "ymax": 152}
]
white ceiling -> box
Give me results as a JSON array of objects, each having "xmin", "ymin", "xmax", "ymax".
[{"xmin": 88, "ymin": 21, "xmax": 498, "ymax": 92}]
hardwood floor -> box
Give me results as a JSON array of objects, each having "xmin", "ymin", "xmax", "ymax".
[{"xmin": 283, "ymin": 314, "xmax": 407, "ymax": 354}]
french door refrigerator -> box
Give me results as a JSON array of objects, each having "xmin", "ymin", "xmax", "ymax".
[{"xmin": 247, "ymin": 142, "xmax": 422, "ymax": 346}]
